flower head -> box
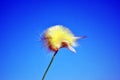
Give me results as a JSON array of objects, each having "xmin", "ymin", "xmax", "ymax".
[{"xmin": 42, "ymin": 25, "xmax": 85, "ymax": 53}]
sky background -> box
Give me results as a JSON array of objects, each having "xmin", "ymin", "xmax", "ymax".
[{"xmin": 0, "ymin": 0, "xmax": 120, "ymax": 80}]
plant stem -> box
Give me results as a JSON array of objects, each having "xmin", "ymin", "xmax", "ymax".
[{"xmin": 42, "ymin": 50, "xmax": 58, "ymax": 80}]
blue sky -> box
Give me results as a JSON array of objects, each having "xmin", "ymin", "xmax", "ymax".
[{"xmin": 0, "ymin": 0, "xmax": 120, "ymax": 80}]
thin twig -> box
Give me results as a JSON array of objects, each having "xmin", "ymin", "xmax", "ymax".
[{"xmin": 42, "ymin": 50, "xmax": 58, "ymax": 80}]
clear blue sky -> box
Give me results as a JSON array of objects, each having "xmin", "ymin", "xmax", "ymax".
[{"xmin": 0, "ymin": 0, "xmax": 120, "ymax": 80}]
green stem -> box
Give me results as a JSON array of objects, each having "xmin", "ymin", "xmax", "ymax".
[{"xmin": 42, "ymin": 50, "xmax": 58, "ymax": 80}]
